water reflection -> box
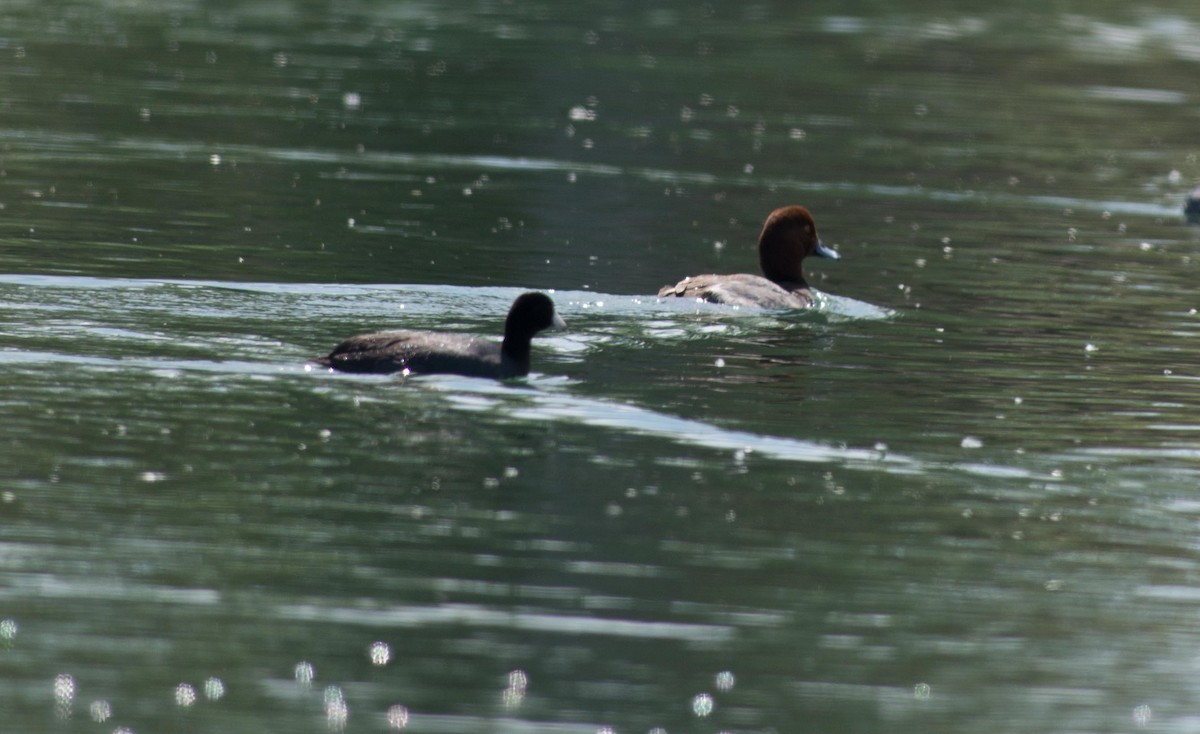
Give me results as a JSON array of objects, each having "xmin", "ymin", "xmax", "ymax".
[
  {"xmin": 4, "ymin": 1, "xmax": 1200, "ymax": 732},
  {"xmin": 53, "ymin": 673, "xmax": 75, "ymax": 720}
]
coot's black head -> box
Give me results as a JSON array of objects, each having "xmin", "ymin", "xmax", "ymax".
[{"xmin": 504, "ymin": 292, "xmax": 567, "ymax": 341}]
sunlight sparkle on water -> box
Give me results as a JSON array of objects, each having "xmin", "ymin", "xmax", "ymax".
[
  {"xmin": 295, "ymin": 661, "xmax": 315, "ymax": 689},
  {"xmin": 174, "ymin": 683, "xmax": 197, "ymax": 707},
  {"xmin": 325, "ymin": 686, "xmax": 348, "ymax": 731},
  {"xmin": 205, "ymin": 677, "xmax": 225, "ymax": 701},
  {"xmin": 502, "ymin": 669, "xmax": 528, "ymax": 709},
  {"xmin": 1133, "ymin": 704, "xmax": 1152, "ymax": 727},
  {"xmin": 714, "ymin": 670, "xmax": 735, "ymax": 691},
  {"xmin": 369, "ymin": 640, "xmax": 391, "ymax": 666},
  {"xmin": 89, "ymin": 700, "xmax": 112, "ymax": 722},
  {"xmin": 387, "ymin": 704, "xmax": 410, "ymax": 730},
  {"xmin": 53, "ymin": 673, "xmax": 75, "ymax": 719}
]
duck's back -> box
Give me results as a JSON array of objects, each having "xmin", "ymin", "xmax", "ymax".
[
  {"xmin": 315, "ymin": 331, "xmax": 506, "ymax": 377},
  {"xmin": 658, "ymin": 273, "xmax": 814, "ymax": 308}
]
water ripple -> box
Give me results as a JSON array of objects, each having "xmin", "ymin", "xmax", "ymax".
[
  {"xmin": 277, "ymin": 603, "xmax": 734, "ymax": 642},
  {"xmin": 0, "ymin": 130, "xmax": 1180, "ymax": 219}
]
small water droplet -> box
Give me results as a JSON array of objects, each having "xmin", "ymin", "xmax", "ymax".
[
  {"xmin": 369, "ymin": 641, "xmax": 391, "ymax": 666},
  {"xmin": 88, "ymin": 700, "xmax": 112, "ymax": 722},
  {"xmin": 568, "ymin": 105, "xmax": 595, "ymax": 121},
  {"xmin": 691, "ymin": 693, "xmax": 714, "ymax": 717},
  {"xmin": 175, "ymin": 683, "xmax": 197, "ymax": 707},
  {"xmin": 294, "ymin": 661, "xmax": 315, "ymax": 689},
  {"xmin": 325, "ymin": 686, "xmax": 348, "ymax": 731},
  {"xmin": 1133, "ymin": 704, "xmax": 1153, "ymax": 727},
  {"xmin": 501, "ymin": 669, "xmax": 529, "ymax": 708},
  {"xmin": 204, "ymin": 677, "xmax": 225, "ymax": 701},
  {"xmin": 387, "ymin": 704, "xmax": 410, "ymax": 730},
  {"xmin": 54, "ymin": 673, "xmax": 75, "ymax": 719}
]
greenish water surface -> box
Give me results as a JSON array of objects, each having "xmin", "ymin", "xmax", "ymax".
[{"xmin": 3, "ymin": 2, "xmax": 1200, "ymax": 732}]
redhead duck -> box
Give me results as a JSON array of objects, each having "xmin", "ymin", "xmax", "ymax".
[
  {"xmin": 313, "ymin": 292, "xmax": 566, "ymax": 378},
  {"xmin": 658, "ymin": 205, "xmax": 840, "ymax": 308}
]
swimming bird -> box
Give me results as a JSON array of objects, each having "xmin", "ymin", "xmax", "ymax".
[
  {"xmin": 313, "ymin": 291, "xmax": 565, "ymax": 378},
  {"xmin": 658, "ymin": 205, "xmax": 840, "ymax": 308}
]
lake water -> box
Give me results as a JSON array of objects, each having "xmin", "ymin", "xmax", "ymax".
[{"xmin": 3, "ymin": 2, "xmax": 1200, "ymax": 732}]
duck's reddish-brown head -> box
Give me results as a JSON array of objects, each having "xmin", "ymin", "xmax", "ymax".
[{"xmin": 757, "ymin": 205, "xmax": 840, "ymax": 284}]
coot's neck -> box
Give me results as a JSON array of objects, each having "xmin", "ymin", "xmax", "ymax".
[{"xmin": 499, "ymin": 334, "xmax": 534, "ymax": 377}]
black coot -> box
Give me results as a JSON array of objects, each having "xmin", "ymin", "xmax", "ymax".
[{"xmin": 313, "ymin": 292, "xmax": 565, "ymax": 378}]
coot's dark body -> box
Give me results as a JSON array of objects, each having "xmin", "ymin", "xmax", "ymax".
[{"xmin": 314, "ymin": 292, "xmax": 565, "ymax": 379}]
